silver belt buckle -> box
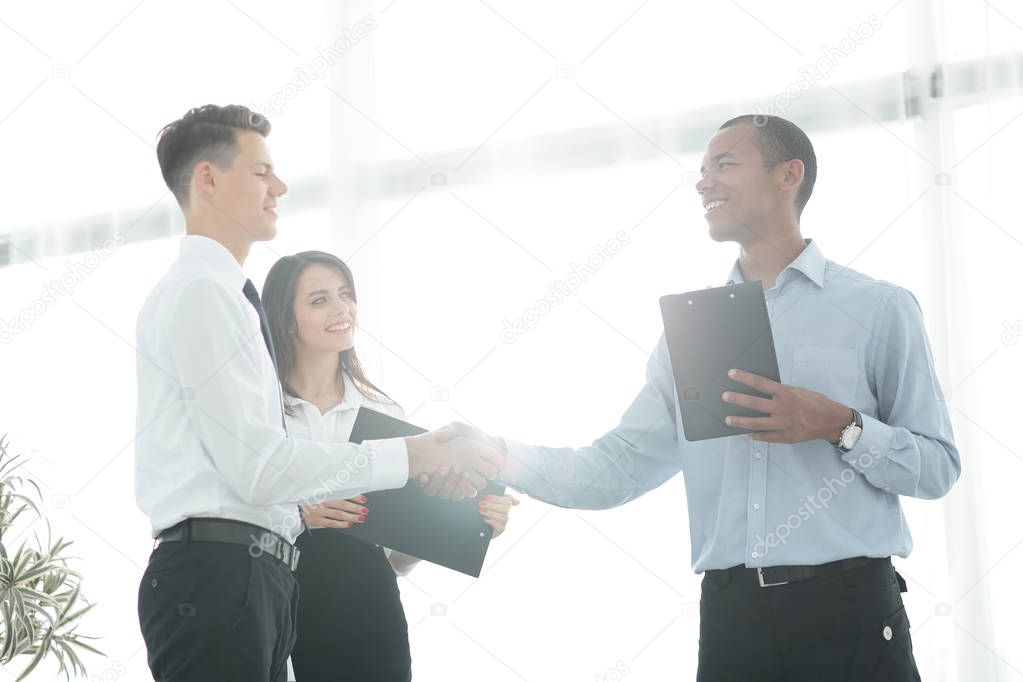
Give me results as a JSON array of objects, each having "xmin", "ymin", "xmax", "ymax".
[{"xmin": 757, "ymin": 567, "xmax": 789, "ymax": 588}]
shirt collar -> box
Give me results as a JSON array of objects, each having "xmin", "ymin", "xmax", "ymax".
[
  {"xmin": 726, "ymin": 238, "xmax": 826, "ymax": 290},
  {"xmin": 179, "ymin": 235, "xmax": 246, "ymax": 291}
]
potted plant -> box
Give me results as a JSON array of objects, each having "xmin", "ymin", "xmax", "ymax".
[{"xmin": 0, "ymin": 434, "xmax": 101, "ymax": 680}]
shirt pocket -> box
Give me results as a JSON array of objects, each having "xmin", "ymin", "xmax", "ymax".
[{"xmin": 789, "ymin": 344, "xmax": 863, "ymax": 406}]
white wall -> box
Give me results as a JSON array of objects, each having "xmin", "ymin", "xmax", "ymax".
[{"xmin": 1, "ymin": 1, "xmax": 1020, "ymax": 679}]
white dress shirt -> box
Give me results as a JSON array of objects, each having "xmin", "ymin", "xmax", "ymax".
[
  {"xmin": 134, "ymin": 235, "xmax": 409, "ymax": 543},
  {"xmin": 284, "ymin": 373, "xmax": 421, "ymax": 577}
]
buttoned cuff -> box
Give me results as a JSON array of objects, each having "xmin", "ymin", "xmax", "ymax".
[
  {"xmin": 838, "ymin": 413, "xmax": 895, "ymax": 488},
  {"xmin": 365, "ymin": 437, "xmax": 410, "ymax": 491}
]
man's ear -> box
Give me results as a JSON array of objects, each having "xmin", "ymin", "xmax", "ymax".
[
  {"xmin": 778, "ymin": 158, "xmax": 805, "ymax": 196},
  {"xmin": 192, "ymin": 160, "xmax": 216, "ymax": 200}
]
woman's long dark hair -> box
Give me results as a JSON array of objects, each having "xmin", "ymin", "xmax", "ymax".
[{"xmin": 262, "ymin": 251, "xmax": 392, "ymax": 416}]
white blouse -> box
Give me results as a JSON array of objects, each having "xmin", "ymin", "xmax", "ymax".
[{"xmin": 284, "ymin": 372, "xmax": 420, "ymax": 577}]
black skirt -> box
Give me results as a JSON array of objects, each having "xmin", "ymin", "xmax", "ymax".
[{"xmin": 291, "ymin": 529, "xmax": 412, "ymax": 681}]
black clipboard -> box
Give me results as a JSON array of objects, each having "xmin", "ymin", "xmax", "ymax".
[
  {"xmin": 338, "ymin": 407, "xmax": 504, "ymax": 578},
  {"xmin": 659, "ymin": 281, "xmax": 780, "ymax": 441}
]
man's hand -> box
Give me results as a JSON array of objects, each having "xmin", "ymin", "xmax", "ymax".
[
  {"xmin": 404, "ymin": 426, "xmax": 505, "ymax": 501},
  {"xmin": 416, "ymin": 422, "xmax": 507, "ymax": 498},
  {"xmin": 721, "ymin": 368, "xmax": 853, "ymax": 444}
]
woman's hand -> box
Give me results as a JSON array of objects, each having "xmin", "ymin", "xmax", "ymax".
[
  {"xmin": 301, "ymin": 495, "xmax": 368, "ymax": 529},
  {"xmin": 478, "ymin": 494, "xmax": 520, "ymax": 538}
]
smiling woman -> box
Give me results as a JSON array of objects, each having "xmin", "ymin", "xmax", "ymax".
[
  {"xmin": 261, "ymin": 251, "xmax": 389, "ymax": 417},
  {"xmin": 260, "ymin": 249, "xmax": 520, "ymax": 681}
]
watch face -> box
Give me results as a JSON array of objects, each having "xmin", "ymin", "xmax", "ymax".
[{"xmin": 841, "ymin": 425, "xmax": 863, "ymax": 449}]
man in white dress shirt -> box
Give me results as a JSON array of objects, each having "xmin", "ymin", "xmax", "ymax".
[{"xmin": 134, "ymin": 104, "xmax": 502, "ymax": 682}]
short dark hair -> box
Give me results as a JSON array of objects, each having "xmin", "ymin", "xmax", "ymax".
[
  {"xmin": 156, "ymin": 104, "xmax": 271, "ymax": 207},
  {"xmin": 718, "ymin": 114, "xmax": 817, "ymax": 217}
]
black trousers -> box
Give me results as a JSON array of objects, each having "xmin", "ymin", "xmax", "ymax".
[
  {"xmin": 290, "ymin": 529, "xmax": 413, "ymax": 681},
  {"xmin": 137, "ymin": 540, "xmax": 299, "ymax": 682},
  {"xmin": 697, "ymin": 558, "xmax": 921, "ymax": 681}
]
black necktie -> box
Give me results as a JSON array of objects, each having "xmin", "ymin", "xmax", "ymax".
[{"xmin": 242, "ymin": 279, "xmax": 287, "ymax": 431}]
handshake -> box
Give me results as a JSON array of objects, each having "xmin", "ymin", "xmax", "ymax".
[{"xmin": 404, "ymin": 422, "xmax": 507, "ymax": 501}]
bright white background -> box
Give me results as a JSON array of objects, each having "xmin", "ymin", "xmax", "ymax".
[{"xmin": 0, "ymin": 0, "xmax": 1021, "ymax": 680}]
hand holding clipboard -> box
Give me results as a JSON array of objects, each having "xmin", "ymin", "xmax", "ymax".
[
  {"xmin": 338, "ymin": 408, "xmax": 505, "ymax": 577},
  {"xmin": 659, "ymin": 281, "xmax": 781, "ymax": 441}
]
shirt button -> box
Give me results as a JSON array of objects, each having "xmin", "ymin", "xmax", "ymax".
[
  {"xmin": 751, "ymin": 551, "xmax": 759, "ymax": 559},
  {"xmin": 754, "ymin": 451, "xmax": 763, "ymax": 459},
  {"xmin": 753, "ymin": 503, "xmax": 761, "ymax": 511},
  {"xmin": 883, "ymin": 625, "xmax": 893, "ymax": 641}
]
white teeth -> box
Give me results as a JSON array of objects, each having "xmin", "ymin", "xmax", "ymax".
[
  {"xmin": 326, "ymin": 323, "xmax": 352, "ymax": 332},
  {"xmin": 705, "ymin": 199, "xmax": 726, "ymax": 211}
]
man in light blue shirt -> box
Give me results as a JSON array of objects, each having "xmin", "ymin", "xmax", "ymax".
[{"xmin": 437, "ymin": 115, "xmax": 957, "ymax": 680}]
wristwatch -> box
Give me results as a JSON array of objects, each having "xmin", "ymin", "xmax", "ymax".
[{"xmin": 834, "ymin": 409, "xmax": 863, "ymax": 453}]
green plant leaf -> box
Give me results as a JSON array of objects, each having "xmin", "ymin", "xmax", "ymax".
[{"xmin": 0, "ymin": 435, "xmax": 99, "ymax": 680}]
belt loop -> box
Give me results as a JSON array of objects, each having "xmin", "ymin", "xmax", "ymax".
[{"xmin": 184, "ymin": 518, "xmax": 192, "ymax": 544}]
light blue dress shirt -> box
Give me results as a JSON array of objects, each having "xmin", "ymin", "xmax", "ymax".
[{"xmin": 498, "ymin": 239, "xmax": 960, "ymax": 572}]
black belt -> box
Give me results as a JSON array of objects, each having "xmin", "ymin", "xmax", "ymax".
[
  {"xmin": 708, "ymin": 556, "xmax": 884, "ymax": 588},
  {"xmin": 155, "ymin": 518, "xmax": 300, "ymax": 571}
]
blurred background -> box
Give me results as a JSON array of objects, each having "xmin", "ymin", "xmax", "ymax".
[{"xmin": 0, "ymin": 0, "xmax": 1020, "ymax": 679}]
